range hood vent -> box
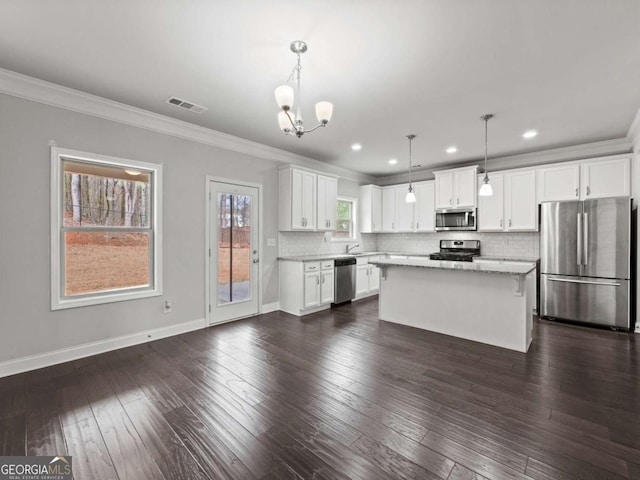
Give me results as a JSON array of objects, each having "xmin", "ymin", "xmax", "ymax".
[{"xmin": 165, "ymin": 96, "xmax": 208, "ymax": 114}]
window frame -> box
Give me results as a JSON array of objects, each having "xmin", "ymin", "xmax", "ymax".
[
  {"xmin": 329, "ymin": 196, "xmax": 358, "ymax": 242},
  {"xmin": 50, "ymin": 147, "xmax": 163, "ymax": 310}
]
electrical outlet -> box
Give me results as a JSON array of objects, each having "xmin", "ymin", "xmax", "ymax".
[{"xmin": 163, "ymin": 300, "xmax": 172, "ymax": 313}]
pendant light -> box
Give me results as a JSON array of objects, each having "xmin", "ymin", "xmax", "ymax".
[
  {"xmin": 479, "ymin": 114, "xmax": 494, "ymax": 197},
  {"xmin": 405, "ymin": 134, "xmax": 416, "ymax": 203}
]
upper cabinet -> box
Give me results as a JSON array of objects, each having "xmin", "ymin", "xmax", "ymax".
[
  {"xmin": 359, "ymin": 185, "xmax": 382, "ymax": 233},
  {"xmin": 279, "ymin": 166, "xmax": 337, "ymax": 231},
  {"xmin": 537, "ymin": 155, "xmax": 631, "ymax": 203},
  {"xmin": 477, "ymin": 170, "xmax": 537, "ymax": 232},
  {"xmin": 434, "ymin": 166, "xmax": 478, "ymax": 208},
  {"xmin": 394, "ymin": 184, "xmax": 415, "ymax": 232},
  {"xmin": 580, "ymin": 156, "xmax": 631, "ymax": 199},
  {"xmin": 317, "ymin": 175, "xmax": 337, "ymax": 231},
  {"xmin": 477, "ymin": 173, "xmax": 505, "ymax": 231},
  {"xmin": 505, "ymin": 170, "xmax": 537, "ymax": 231},
  {"xmin": 536, "ymin": 164, "xmax": 580, "ymax": 202},
  {"xmin": 381, "ymin": 187, "xmax": 396, "ymax": 232},
  {"xmin": 415, "ymin": 181, "xmax": 435, "ymax": 232}
]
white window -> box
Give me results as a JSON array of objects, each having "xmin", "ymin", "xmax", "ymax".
[
  {"xmin": 331, "ymin": 197, "xmax": 357, "ymax": 241},
  {"xmin": 51, "ymin": 147, "xmax": 162, "ymax": 310}
]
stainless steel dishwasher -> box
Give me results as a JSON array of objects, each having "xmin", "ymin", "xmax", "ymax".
[{"xmin": 333, "ymin": 257, "xmax": 357, "ymax": 305}]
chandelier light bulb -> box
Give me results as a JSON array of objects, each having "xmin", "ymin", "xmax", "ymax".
[
  {"xmin": 278, "ymin": 111, "xmax": 293, "ymax": 132},
  {"xmin": 274, "ymin": 85, "xmax": 294, "ymax": 110},
  {"xmin": 315, "ymin": 101, "xmax": 333, "ymax": 124}
]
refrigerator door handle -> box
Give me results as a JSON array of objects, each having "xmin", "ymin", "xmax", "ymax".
[
  {"xmin": 583, "ymin": 212, "xmax": 588, "ymax": 266},
  {"xmin": 548, "ymin": 277, "xmax": 621, "ymax": 287},
  {"xmin": 576, "ymin": 213, "xmax": 582, "ymax": 267}
]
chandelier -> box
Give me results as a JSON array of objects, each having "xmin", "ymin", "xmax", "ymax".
[{"xmin": 274, "ymin": 41, "xmax": 334, "ymax": 138}]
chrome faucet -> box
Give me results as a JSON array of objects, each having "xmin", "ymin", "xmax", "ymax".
[{"xmin": 346, "ymin": 243, "xmax": 360, "ymax": 254}]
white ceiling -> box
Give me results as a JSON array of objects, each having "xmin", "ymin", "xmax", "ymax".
[{"xmin": 1, "ymin": 0, "xmax": 639, "ymax": 176}]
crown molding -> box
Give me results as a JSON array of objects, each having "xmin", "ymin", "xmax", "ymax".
[
  {"xmin": 628, "ymin": 105, "xmax": 640, "ymax": 153},
  {"xmin": 0, "ymin": 67, "xmax": 374, "ymax": 184},
  {"xmin": 375, "ymin": 137, "xmax": 632, "ymax": 185}
]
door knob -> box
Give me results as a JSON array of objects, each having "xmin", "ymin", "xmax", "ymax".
[{"xmin": 253, "ymin": 259, "xmax": 260, "ymax": 263}]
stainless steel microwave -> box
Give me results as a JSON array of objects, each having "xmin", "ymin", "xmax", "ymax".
[{"xmin": 435, "ymin": 207, "xmax": 477, "ymax": 231}]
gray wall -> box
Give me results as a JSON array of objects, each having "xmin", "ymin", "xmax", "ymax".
[{"xmin": 0, "ymin": 93, "xmax": 360, "ymax": 363}]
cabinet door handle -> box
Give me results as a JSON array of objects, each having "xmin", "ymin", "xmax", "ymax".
[
  {"xmin": 575, "ymin": 187, "xmax": 578, "ymax": 197},
  {"xmin": 316, "ymin": 276, "xmax": 319, "ymax": 285},
  {"xmin": 500, "ymin": 219, "xmax": 503, "ymax": 228},
  {"xmin": 509, "ymin": 219, "xmax": 512, "ymax": 227},
  {"xmin": 457, "ymin": 197, "xmax": 460, "ymax": 205},
  {"xmin": 322, "ymin": 275, "xmax": 325, "ymax": 284},
  {"xmin": 416, "ymin": 222, "xmax": 419, "ymax": 230},
  {"xmin": 586, "ymin": 186, "xmax": 590, "ymax": 196},
  {"xmin": 449, "ymin": 198, "xmax": 452, "ymax": 205}
]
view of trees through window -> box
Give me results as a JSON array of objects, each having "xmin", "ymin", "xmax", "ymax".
[
  {"xmin": 62, "ymin": 160, "xmax": 152, "ymax": 296},
  {"xmin": 217, "ymin": 193, "xmax": 252, "ymax": 304},
  {"xmin": 334, "ymin": 199, "xmax": 354, "ymax": 238}
]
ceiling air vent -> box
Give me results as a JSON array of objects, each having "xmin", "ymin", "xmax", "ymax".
[{"xmin": 165, "ymin": 96, "xmax": 208, "ymax": 114}]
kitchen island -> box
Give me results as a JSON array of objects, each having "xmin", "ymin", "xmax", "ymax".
[{"xmin": 369, "ymin": 257, "xmax": 537, "ymax": 352}]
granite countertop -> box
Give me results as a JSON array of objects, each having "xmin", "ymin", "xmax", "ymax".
[
  {"xmin": 369, "ymin": 257, "xmax": 537, "ymax": 275},
  {"xmin": 278, "ymin": 252, "xmax": 387, "ymax": 262},
  {"xmin": 474, "ymin": 255, "xmax": 540, "ymax": 263}
]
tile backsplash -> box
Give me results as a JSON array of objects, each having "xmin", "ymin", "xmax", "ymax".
[
  {"xmin": 279, "ymin": 230, "xmax": 539, "ymax": 259},
  {"xmin": 279, "ymin": 232, "xmax": 377, "ymax": 257}
]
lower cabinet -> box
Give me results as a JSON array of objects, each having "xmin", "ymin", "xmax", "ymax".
[
  {"xmin": 355, "ymin": 256, "xmax": 381, "ymax": 299},
  {"xmin": 280, "ymin": 260, "xmax": 334, "ymax": 316}
]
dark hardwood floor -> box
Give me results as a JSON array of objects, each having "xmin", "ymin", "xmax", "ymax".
[{"xmin": 1, "ymin": 296, "xmax": 639, "ymax": 479}]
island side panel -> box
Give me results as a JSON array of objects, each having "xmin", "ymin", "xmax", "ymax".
[{"xmin": 378, "ymin": 266, "xmax": 532, "ymax": 352}]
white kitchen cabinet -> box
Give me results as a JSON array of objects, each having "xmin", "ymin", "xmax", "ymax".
[
  {"xmin": 279, "ymin": 260, "xmax": 335, "ymax": 316},
  {"xmin": 536, "ymin": 155, "xmax": 631, "ymax": 203},
  {"xmin": 477, "ymin": 173, "xmax": 505, "ymax": 231},
  {"xmin": 434, "ymin": 166, "xmax": 478, "ymax": 208},
  {"xmin": 536, "ymin": 164, "xmax": 580, "ymax": 202},
  {"xmin": 320, "ymin": 268, "xmax": 334, "ymax": 304},
  {"xmin": 394, "ymin": 184, "xmax": 415, "ymax": 231},
  {"xmin": 505, "ymin": 170, "xmax": 537, "ymax": 231},
  {"xmin": 355, "ymin": 264, "xmax": 370, "ymax": 297},
  {"xmin": 476, "ymin": 169, "xmax": 536, "ymax": 232},
  {"xmin": 580, "ymin": 156, "xmax": 631, "ymax": 199},
  {"xmin": 415, "ymin": 181, "xmax": 435, "ymax": 232},
  {"xmin": 355, "ymin": 255, "xmax": 381, "ymax": 299},
  {"xmin": 303, "ymin": 271, "xmax": 320, "ymax": 309},
  {"xmin": 317, "ymin": 175, "xmax": 337, "ymax": 231},
  {"xmin": 279, "ymin": 166, "xmax": 317, "ymax": 231},
  {"xmin": 359, "ymin": 185, "xmax": 382, "ymax": 233},
  {"xmin": 381, "ymin": 187, "xmax": 396, "ymax": 232}
]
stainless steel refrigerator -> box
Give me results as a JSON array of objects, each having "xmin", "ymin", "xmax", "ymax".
[{"xmin": 540, "ymin": 197, "xmax": 632, "ymax": 329}]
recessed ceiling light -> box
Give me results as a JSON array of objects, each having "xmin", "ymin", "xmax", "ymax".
[
  {"xmin": 388, "ymin": 158, "xmax": 398, "ymax": 165},
  {"xmin": 351, "ymin": 143, "xmax": 362, "ymax": 151},
  {"xmin": 446, "ymin": 146, "xmax": 458, "ymax": 154},
  {"xmin": 523, "ymin": 130, "xmax": 538, "ymax": 139}
]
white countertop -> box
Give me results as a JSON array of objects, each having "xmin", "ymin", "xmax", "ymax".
[{"xmin": 369, "ymin": 257, "xmax": 536, "ymax": 275}]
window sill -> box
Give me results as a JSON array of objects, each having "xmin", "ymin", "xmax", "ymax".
[{"xmin": 52, "ymin": 288, "xmax": 162, "ymax": 310}]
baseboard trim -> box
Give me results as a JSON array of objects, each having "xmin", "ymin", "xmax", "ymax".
[
  {"xmin": 0, "ymin": 318, "xmax": 206, "ymax": 378},
  {"xmin": 261, "ymin": 302, "xmax": 280, "ymax": 314}
]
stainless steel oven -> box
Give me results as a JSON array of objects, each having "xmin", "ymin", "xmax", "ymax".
[{"xmin": 435, "ymin": 207, "xmax": 477, "ymax": 231}]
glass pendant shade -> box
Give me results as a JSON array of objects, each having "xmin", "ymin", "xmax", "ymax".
[
  {"xmin": 315, "ymin": 101, "xmax": 333, "ymax": 124},
  {"xmin": 278, "ymin": 111, "xmax": 293, "ymax": 131},
  {"xmin": 405, "ymin": 190, "xmax": 416, "ymax": 203},
  {"xmin": 274, "ymin": 85, "xmax": 294, "ymax": 110},
  {"xmin": 479, "ymin": 178, "xmax": 493, "ymax": 196}
]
